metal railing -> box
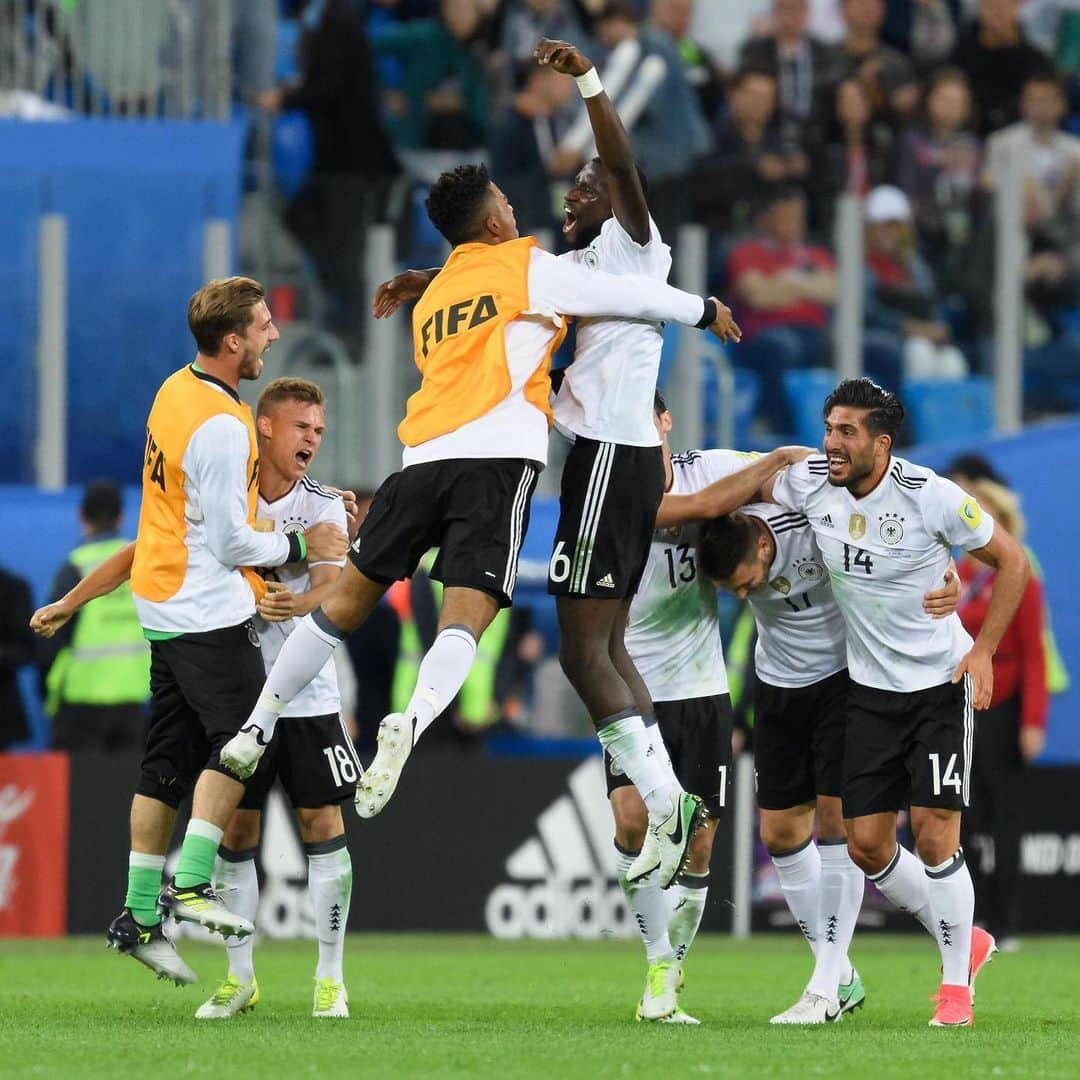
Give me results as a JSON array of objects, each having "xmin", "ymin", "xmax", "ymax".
[{"xmin": 0, "ymin": 0, "xmax": 232, "ymax": 119}]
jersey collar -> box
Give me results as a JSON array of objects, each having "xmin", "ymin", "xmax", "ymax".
[{"xmin": 190, "ymin": 362, "xmax": 241, "ymax": 404}]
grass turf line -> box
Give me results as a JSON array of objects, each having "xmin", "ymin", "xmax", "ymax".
[{"xmin": 0, "ymin": 934, "xmax": 1077, "ymax": 1079}]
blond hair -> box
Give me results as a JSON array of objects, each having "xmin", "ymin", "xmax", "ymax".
[
  {"xmin": 187, "ymin": 276, "xmax": 265, "ymax": 355},
  {"xmin": 257, "ymin": 377, "xmax": 326, "ymax": 418},
  {"xmin": 969, "ymin": 478, "xmax": 1026, "ymax": 541}
]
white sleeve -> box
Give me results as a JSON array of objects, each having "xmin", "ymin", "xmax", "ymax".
[
  {"xmin": 770, "ymin": 457, "xmax": 820, "ymax": 514},
  {"xmin": 928, "ymin": 475, "xmax": 997, "ymax": 551},
  {"xmin": 695, "ymin": 449, "xmax": 762, "ymax": 487},
  {"xmin": 183, "ymin": 414, "xmax": 291, "ymax": 569},
  {"xmin": 308, "ymin": 494, "xmax": 348, "ymax": 569},
  {"xmin": 527, "ymin": 247, "xmax": 705, "ymax": 325}
]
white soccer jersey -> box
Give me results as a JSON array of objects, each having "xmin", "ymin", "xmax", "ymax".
[
  {"xmin": 254, "ymin": 476, "xmax": 347, "ymax": 718},
  {"xmin": 627, "ymin": 449, "xmax": 755, "ymax": 702},
  {"xmin": 771, "ymin": 455, "xmax": 996, "ymax": 692},
  {"xmin": 552, "ymin": 215, "xmax": 672, "ymax": 447},
  {"xmin": 740, "ymin": 503, "xmax": 848, "ymax": 689}
]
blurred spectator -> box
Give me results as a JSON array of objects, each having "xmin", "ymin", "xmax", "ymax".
[
  {"xmin": 812, "ymin": 75, "xmax": 895, "ymax": 222},
  {"xmin": 554, "ymin": 2, "xmax": 712, "ymax": 238},
  {"xmin": 862, "ymin": 184, "xmax": 965, "ymax": 385},
  {"xmin": 957, "ymin": 478, "xmax": 1047, "ymax": 950},
  {"xmin": 727, "ymin": 186, "xmax": 838, "ymax": 430},
  {"xmin": 895, "ymin": 66, "xmax": 982, "ymax": 291},
  {"xmin": 0, "ymin": 565, "xmax": 33, "ymax": 751},
  {"xmin": 39, "ymin": 482, "xmax": 149, "ymax": 753},
  {"xmin": 650, "ymin": 0, "xmax": 725, "ymax": 123},
  {"xmin": 371, "ymin": 0, "xmax": 490, "ymax": 151},
  {"xmin": 952, "ymin": 0, "xmax": 1054, "ymax": 135},
  {"xmin": 489, "ymin": 61, "xmax": 578, "ymax": 235},
  {"xmin": 881, "ymin": 0, "xmax": 961, "ymax": 70},
  {"xmin": 835, "ymin": 0, "xmax": 921, "ymax": 124},
  {"xmin": 256, "ymin": 0, "xmax": 400, "ymax": 350},
  {"xmin": 738, "ymin": 0, "xmax": 840, "ymax": 146},
  {"xmin": 984, "ymin": 70, "xmax": 1080, "ymax": 333},
  {"xmin": 697, "ymin": 68, "xmax": 808, "ymax": 232}
]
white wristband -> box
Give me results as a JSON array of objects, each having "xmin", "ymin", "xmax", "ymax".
[{"xmin": 574, "ymin": 68, "xmax": 603, "ymax": 99}]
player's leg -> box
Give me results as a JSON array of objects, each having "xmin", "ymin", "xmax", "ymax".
[
  {"xmin": 196, "ymin": 809, "xmax": 263, "ymax": 1020},
  {"xmin": 281, "ymin": 712, "xmax": 357, "ymax": 1017},
  {"xmin": 358, "ymin": 459, "xmax": 539, "ymax": 816}
]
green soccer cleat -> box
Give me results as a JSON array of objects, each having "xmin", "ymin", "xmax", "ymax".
[
  {"xmin": 627, "ymin": 792, "xmax": 705, "ymax": 889},
  {"xmin": 838, "ymin": 968, "xmax": 866, "ymax": 1016},
  {"xmin": 158, "ymin": 881, "xmax": 254, "ymax": 940},
  {"xmin": 106, "ymin": 907, "xmax": 196, "ymax": 986},
  {"xmin": 195, "ymin": 976, "xmax": 259, "ymax": 1019},
  {"xmin": 635, "ymin": 960, "xmax": 680, "ymax": 1021},
  {"xmin": 313, "ymin": 978, "xmax": 349, "ymax": 1018}
]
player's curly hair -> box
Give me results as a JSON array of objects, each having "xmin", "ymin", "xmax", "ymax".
[
  {"xmin": 823, "ymin": 377, "xmax": 905, "ymax": 439},
  {"xmin": 426, "ymin": 164, "xmax": 494, "ymax": 246},
  {"xmin": 697, "ymin": 513, "xmax": 759, "ymax": 584}
]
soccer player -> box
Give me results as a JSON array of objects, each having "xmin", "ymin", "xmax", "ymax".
[
  {"xmin": 760, "ymin": 377, "xmax": 1030, "ymax": 1028},
  {"xmin": 217, "ymin": 160, "xmax": 738, "ymax": 805},
  {"xmin": 612, "ymin": 391, "xmax": 811, "ymax": 1023},
  {"xmin": 36, "ymin": 278, "xmax": 348, "ymax": 984}
]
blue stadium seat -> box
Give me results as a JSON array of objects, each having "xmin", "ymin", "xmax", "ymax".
[
  {"xmin": 271, "ymin": 110, "xmax": 314, "ymax": 198},
  {"xmin": 903, "ymin": 376, "xmax": 995, "ymax": 443},
  {"xmin": 275, "ymin": 18, "xmax": 301, "ymax": 82},
  {"xmin": 782, "ymin": 368, "xmax": 837, "ymax": 447}
]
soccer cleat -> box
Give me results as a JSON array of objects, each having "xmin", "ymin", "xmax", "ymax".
[
  {"xmin": 158, "ymin": 880, "xmax": 254, "ymax": 940},
  {"xmin": 658, "ymin": 1007, "xmax": 700, "ymax": 1025},
  {"xmin": 929, "ymin": 984, "xmax": 974, "ymax": 1027},
  {"xmin": 969, "ymin": 926, "xmax": 997, "ymax": 1001},
  {"xmin": 354, "ymin": 712, "xmax": 415, "ymax": 819},
  {"xmin": 628, "ymin": 792, "xmax": 705, "ymax": 889},
  {"xmin": 636, "ymin": 960, "xmax": 680, "ymax": 1021},
  {"xmin": 313, "ymin": 978, "xmax": 349, "ymax": 1018},
  {"xmin": 838, "ymin": 968, "xmax": 866, "ymax": 1016},
  {"xmin": 769, "ymin": 990, "xmax": 843, "ymax": 1025},
  {"xmin": 106, "ymin": 908, "xmax": 196, "ymax": 986},
  {"xmin": 219, "ymin": 725, "xmax": 269, "ymax": 780},
  {"xmin": 195, "ymin": 976, "xmax": 259, "ymax": 1019}
]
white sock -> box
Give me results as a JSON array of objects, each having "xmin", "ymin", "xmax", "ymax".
[
  {"xmin": 867, "ymin": 844, "xmax": 935, "ymax": 936},
  {"xmin": 215, "ymin": 848, "xmax": 259, "ymax": 984},
  {"xmin": 597, "ymin": 714, "xmax": 680, "ymax": 820},
  {"xmin": 771, "ymin": 839, "xmax": 822, "ymax": 954},
  {"xmin": 925, "ymin": 849, "xmax": 975, "ymax": 988},
  {"xmin": 408, "ymin": 626, "xmax": 478, "ymax": 742},
  {"xmin": 307, "ymin": 838, "xmax": 352, "ymax": 983},
  {"xmin": 248, "ymin": 612, "xmax": 343, "ymax": 742},
  {"xmin": 806, "ymin": 841, "xmax": 863, "ymax": 1000},
  {"xmin": 614, "ymin": 846, "xmax": 675, "ymax": 962},
  {"xmin": 667, "ymin": 872, "xmax": 709, "ymax": 963}
]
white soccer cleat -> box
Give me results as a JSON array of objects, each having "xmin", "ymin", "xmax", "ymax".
[
  {"xmin": 636, "ymin": 960, "xmax": 681, "ymax": 1021},
  {"xmin": 628, "ymin": 792, "xmax": 705, "ymax": 889},
  {"xmin": 658, "ymin": 1007, "xmax": 701, "ymax": 1025},
  {"xmin": 106, "ymin": 908, "xmax": 197, "ymax": 986},
  {"xmin": 158, "ymin": 881, "xmax": 255, "ymax": 940},
  {"xmin": 770, "ymin": 990, "xmax": 843, "ymax": 1025},
  {"xmin": 354, "ymin": 713, "xmax": 415, "ymax": 819},
  {"xmin": 219, "ymin": 726, "xmax": 269, "ymax": 780},
  {"xmin": 195, "ymin": 976, "xmax": 259, "ymax": 1019},
  {"xmin": 313, "ymin": 978, "xmax": 349, "ymax": 1018}
]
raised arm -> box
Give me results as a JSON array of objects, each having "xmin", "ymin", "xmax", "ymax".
[
  {"xmin": 535, "ymin": 38, "xmax": 650, "ymax": 244},
  {"xmin": 656, "ymin": 447, "xmax": 813, "ymax": 528}
]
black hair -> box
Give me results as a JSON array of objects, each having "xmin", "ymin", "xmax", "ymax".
[
  {"xmin": 1023, "ymin": 66, "xmax": 1067, "ymax": 94},
  {"xmin": 598, "ymin": 0, "xmax": 639, "ymax": 23},
  {"xmin": 730, "ymin": 65, "xmax": 777, "ymax": 90},
  {"xmin": 760, "ymin": 183, "xmax": 806, "ymax": 212},
  {"xmin": 945, "ymin": 453, "xmax": 1007, "ymax": 486},
  {"xmin": 81, "ymin": 480, "xmax": 122, "ymax": 531},
  {"xmin": 823, "ymin": 377, "xmax": 905, "ymax": 439},
  {"xmin": 697, "ymin": 513, "xmax": 759, "ymax": 583},
  {"xmin": 653, "ymin": 388, "xmax": 668, "ymax": 416},
  {"xmin": 425, "ymin": 163, "xmax": 494, "ymax": 246}
]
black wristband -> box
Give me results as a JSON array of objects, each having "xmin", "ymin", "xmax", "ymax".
[
  {"xmin": 696, "ymin": 298, "xmax": 717, "ymax": 329},
  {"xmin": 286, "ymin": 532, "xmax": 304, "ymax": 563}
]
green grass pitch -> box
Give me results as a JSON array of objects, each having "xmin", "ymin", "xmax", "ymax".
[{"xmin": 1, "ymin": 935, "xmax": 1077, "ymax": 1078}]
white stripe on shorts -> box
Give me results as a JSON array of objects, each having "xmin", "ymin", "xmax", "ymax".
[
  {"xmin": 502, "ymin": 464, "xmax": 535, "ymax": 600},
  {"xmin": 962, "ymin": 672, "xmax": 973, "ymax": 806},
  {"xmin": 571, "ymin": 441, "xmax": 615, "ymax": 593}
]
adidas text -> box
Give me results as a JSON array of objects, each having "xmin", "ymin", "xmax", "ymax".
[{"xmin": 595, "ymin": 573, "xmax": 616, "ymax": 589}]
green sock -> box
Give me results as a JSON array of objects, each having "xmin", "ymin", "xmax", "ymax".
[
  {"xmin": 126, "ymin": 853, "xmax": 165, "ymax": 927},
  {"xmin": 173, "ymin": 819, "xmax": 224, "ymax": 889}
]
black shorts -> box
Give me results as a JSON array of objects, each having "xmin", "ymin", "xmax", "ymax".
[
  {"xmin": 843, "ymin": 675, "xmax": 973, "ymax": 819},
  {"xmin": 138, "ymin": 621, "xmax": 267, "ymax": 808},
  {"xmin": 349, "ymin": 457, "xmax": 538, "ymax": 608},
  {"xmin": 239, "ymin": 713, "xmax": 360, "ymax": 810},
  {"xmin": 604, "ymin": 695, "xmax": 734, "ymax": 816},
  {"xmin": 754, "ymin": 669, "xmax": 848, "ymax": 810},
  {"xmin": 548, "ymin": 438, "xmax": 664, "ymax": 599}
]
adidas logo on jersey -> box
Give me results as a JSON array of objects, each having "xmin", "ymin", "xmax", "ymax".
[
  {"xmin": 485, "ymin": 759, "xmax": 633, "ymax": 940},
  {"xmin": 819, "ymin": 514, "xmax": 834, "ymax": 528},
  {"xmin": 595, "ymin": 574, "xmax": 616, "ymax": 589}
]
